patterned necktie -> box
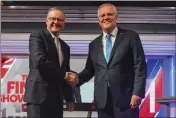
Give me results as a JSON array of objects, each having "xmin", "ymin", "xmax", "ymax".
[
  {"xmin": 54, "ymin": 37, "xmax": 63, "ymax": 66},
  {"xmin": 105, "ymin": 33, "xmax": 112, "ymax": 63}
]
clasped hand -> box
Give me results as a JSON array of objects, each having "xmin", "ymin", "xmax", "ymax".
[
  {"xmin": 66, "ymin": 72, "xmax": 79, "ymax": 87},
  {"xmin": 130, "ymin": 95, "xmax": 142, "ymax": 109}
]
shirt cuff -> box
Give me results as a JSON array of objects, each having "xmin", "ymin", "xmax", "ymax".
[{"xmin": 64, "ymin": 72, "xmax": 68, "ymax": 79}]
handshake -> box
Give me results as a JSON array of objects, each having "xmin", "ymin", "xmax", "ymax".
[{"xmin": 66, "ymin": 72, "xmax": 79, "ymax": 87}]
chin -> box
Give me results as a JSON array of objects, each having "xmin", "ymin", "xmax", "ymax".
[
  {"xmin": 103, "ymin": 27, "xmax": 111, "ymax": 32},
  {"xmin": 103, "ymin": 25, "xmax": 111, "ymax": 29},
  {"xmin": 52, "ymin": 29, "xmax": 60, "ymax": 33}
]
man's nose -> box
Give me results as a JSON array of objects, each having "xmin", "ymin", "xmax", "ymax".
[{"xmin": 104, "ymin": 15, "xmax": 110, "ymax": 20}]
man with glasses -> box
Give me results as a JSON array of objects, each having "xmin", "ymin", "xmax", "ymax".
[{"xmin": 24, "ymin": 7, "xmax": 74, "ymax": 118}]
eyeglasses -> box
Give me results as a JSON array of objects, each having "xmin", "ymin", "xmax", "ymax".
[{"xmin": 47, "ymin": 17, "xmax": 65, "ymax": 22}]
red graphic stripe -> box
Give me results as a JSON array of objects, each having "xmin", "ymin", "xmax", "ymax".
[
  {"xmin": 140, "ymin": 68, "xmax": 163, "ymax": 117},
  {"xmin": 1, "ymin": 68, "xmax": 8, "ymax": 78},
  {"xmin": 1, "ymin": 58, "xmax": 14, "ymax": 79}
]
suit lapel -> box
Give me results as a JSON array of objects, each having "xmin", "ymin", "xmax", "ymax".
[
  {"xmin": 44, "ymin": 29, "xmax": 58, "ymax": 55},
  {"xmin": 44, "ymin": 29, "xmax": 61, "ymax": 68},
  {"xmin": 108, "ymin": 29, "xmax": 124, "ymax": 64},
  {"xmin": 97, "ymin": 34, "xmax": 107, "ymax": 65}
]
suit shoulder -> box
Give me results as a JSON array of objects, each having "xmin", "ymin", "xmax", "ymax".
[
  {"xmin": 122, "ymin": 29, "xmax": 139, "ymax": 36},
  {"xmin": 29, "ymin": 29, "xmax": 43, "ymax": 37},
  {"xmin": 59, "ymin": 38, "xmax": 70, "ymax": 50},
  {"xmin": 89, "ymin": 35, "xmax": 102, "ymax": 46},
  {"xmin": 30, "ymin": 29, "xmax": 48, "ymax": 36},
  {"xmin": 60, "ymin": 39, "xmax": 69, "ymax": 47}
]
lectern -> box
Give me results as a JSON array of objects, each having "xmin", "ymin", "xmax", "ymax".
[{"xmin": 156, "ymin": 96, "xmax": 176, "ymax": 117}]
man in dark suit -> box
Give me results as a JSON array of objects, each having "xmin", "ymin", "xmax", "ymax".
[
  {"xmin": 67, "ymin": 3, "xmax": 147, "ymax": 118},
  {"xmin": 23, "ymin": 7, "xmax": 74, "ymax": 118}
]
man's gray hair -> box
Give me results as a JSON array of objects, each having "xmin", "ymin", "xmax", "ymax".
[
  {"xmin": 47, "ymin": 7, "xmax": 65, "ymax": 17},
  {"xmin": 97, "ymin": 3, "xmax": 118, "ymax": 17}
]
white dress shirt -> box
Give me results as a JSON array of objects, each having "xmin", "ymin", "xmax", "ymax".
[
  {"xmin": 102, "ymin": 27, "xmax": 118, "ymax": 57},
  {"xmin": 49, "ymin": 32, "xmax": 63, "ymax": 66}
]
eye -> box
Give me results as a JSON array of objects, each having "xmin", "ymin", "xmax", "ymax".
[
  {"xmin": 51, "ymin": 17, "xmax": 57, "ymax": 21},
  {"xmin": 107, "ymin": 13, "xmax": 113, "ymax": 16},
  {"xmin": 100, "ymin": 14, "xmax": 105, "ymax": 18}
]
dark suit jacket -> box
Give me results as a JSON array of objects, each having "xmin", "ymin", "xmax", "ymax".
[
  {"xmin": 24, "ymin": 29, "xmax": 73, "ymax": 105},
  {"xmin": 77, "ymin": 28, "xmax": 147, "ymax": 110}
]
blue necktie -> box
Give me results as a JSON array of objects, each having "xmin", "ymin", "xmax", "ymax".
[{"xmin": 105, "ymin": 34, "xmax": 112, "ymax": 63}]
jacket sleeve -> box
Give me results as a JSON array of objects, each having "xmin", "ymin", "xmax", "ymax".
[
  {"xmin": 131, "ymin": 33, "xmax": 147, "ymax": 98},
  {"xmin": 77, "ymin": 43, "xmax": 95, "ymax": 87}
]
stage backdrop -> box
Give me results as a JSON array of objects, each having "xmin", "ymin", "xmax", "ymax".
[{"xmin": 1, "ymin": 56, "xmax": 163, "ymax": 117}]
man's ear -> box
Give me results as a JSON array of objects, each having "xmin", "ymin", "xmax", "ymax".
[{"xmin": 116, "ymin": 15, "xmax": 118, "ymax": 22}]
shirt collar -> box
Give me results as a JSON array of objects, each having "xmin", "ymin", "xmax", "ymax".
[
  {"xmin": 103, "ymin": 27, "xmax": 118, "ymax": 37},
  {"xmin": 49, "ymin": 31, "xmax": 59, "ymax": 39}
]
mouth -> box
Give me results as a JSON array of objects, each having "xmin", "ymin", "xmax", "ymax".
[
  {"xmin": 103, "ymin": 21, "xmax": 111, "ymax": 24},
  {"xmin": 52, "ymin": 24, "xmax": 62, "ymax": 29},
  {"xmin": 53, "ymin": 26, "xmax": 59, "ymax": 29},
  {"xmin": 52, "ymin": 26, "xmax": 61, "ymax": 30}
]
